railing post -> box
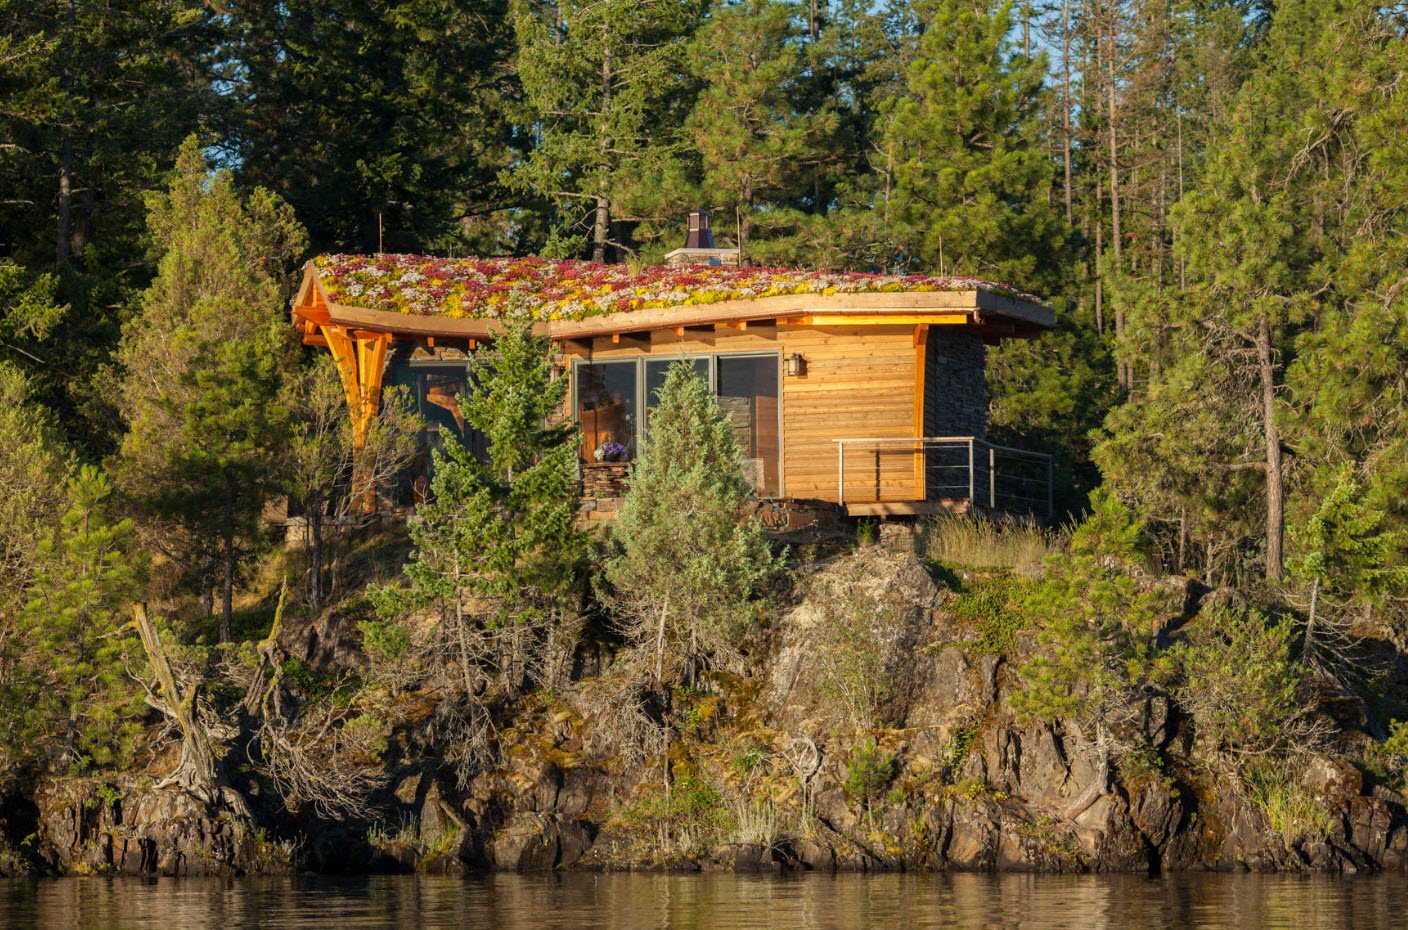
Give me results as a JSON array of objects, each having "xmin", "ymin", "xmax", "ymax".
[
  {"xmin": 988, "ymin": 445, "xmax": 996, "ymax": 511},
  {"xmin": 838, "ymin": 441, "xmax": 845, "ymax": 507},
  {"xmin": 1047, "ymin": 457, "xmax": 1054, "ymax": 519},
  {"xmin": 967, "ymin": 438, "xmax": 975, "ymax": 509}
]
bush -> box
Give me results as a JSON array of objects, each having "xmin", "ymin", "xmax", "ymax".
[{"xmin": 1174, "ymin": 608, "xmax": 1325, "ymax": 757}]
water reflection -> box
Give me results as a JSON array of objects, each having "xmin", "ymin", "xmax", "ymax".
[{"xmin": 0, "ymin": 872, "xmax": 1403, "ymax": 929}]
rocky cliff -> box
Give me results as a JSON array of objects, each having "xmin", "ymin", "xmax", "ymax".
[{"xmin": 6, "ymin": 549, "xmax": 1404, "ymax": 876}]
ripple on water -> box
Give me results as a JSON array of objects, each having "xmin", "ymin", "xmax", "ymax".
[{"xmin": 0, "ymin": 871, "xmax": 1403, "ymax": 930}]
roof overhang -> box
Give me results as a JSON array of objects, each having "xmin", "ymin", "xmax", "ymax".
[{"xmin": 290, "ymin": 261, "xmax": 1057, "ymax": 345}]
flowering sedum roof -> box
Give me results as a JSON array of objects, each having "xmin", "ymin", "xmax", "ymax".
[{"xmin": 313, "ymin": 254, "xmax": 1042, "ymax": 321}]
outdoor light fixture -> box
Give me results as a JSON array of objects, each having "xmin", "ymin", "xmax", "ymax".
[{"xmin": 786, "ymin": 352, "xmax": 805, "ymax": 377}]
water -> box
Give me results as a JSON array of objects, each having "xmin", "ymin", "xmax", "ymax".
[{"xmin": 0, "ymin": 872, "xmax": 1404, "ymax": 929}]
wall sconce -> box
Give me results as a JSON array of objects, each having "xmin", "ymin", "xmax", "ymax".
[{"xmin": 785, "ymin": 352, "xmax": 806, "ymax": 377}]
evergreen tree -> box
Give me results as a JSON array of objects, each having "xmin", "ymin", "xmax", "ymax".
[
  {"xmin": 369, "ymin": 316, "xmax": 585, "ymax": 774},
  {"xmin": 880, "ymin": 0, "xmax": 1064, "ymax": 288},
  {"xmin": 221, "ymin": 0, "xmax": 527, "ymax": 256},
  {"xmin": 116, "ymin": 136, "xmax": 304, "ymax": 641},
  {"xmin": 602, "ymin": 361, "xmax": 780, "ymax": 686},
  {"xmin": 685, "ymin": 0, "xmax": 839, "ymax": 264},
  {"xmin": 12, "ymin": 467, "xmax": 145, "ymax": 771},
  {"xmin": 1015, "ymin": 488, "xmax": 1170, "ymax": 818},
  {"xmin": 512, "ymin": 0, "xmax": 707, "ymax": 260},
  {"xmin": 0, "ymin": 0, "xmax": 216, "ymax": 453}
]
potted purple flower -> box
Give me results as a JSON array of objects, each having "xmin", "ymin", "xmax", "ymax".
[{"xmin": 593, "ymin": 441, "xmax": 629, "ymax": 463}]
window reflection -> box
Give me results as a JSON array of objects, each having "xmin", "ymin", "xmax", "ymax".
[
  {"xmin": 716, "ymin": 356, "xmax": 780, "ymax": 496},
  {"xmin": 576, "ymin": 361, "xmax": 638, "ymax": 463},
  {"xmin": 387, "ymin": 361, "xmax": 488, "ymax": 501}
]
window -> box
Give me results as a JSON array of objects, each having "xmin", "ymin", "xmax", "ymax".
[
  {"xmin": 716, "ymin": 355, "xmax": 780, "ymax": 495},
  {"xmin": 387, "ymin": 360, "xmax": 488, "ymax": 499},
  {"xmin": 576, "ymin": 360, "xmax": 638, "ymax": 462},
  {"xmin": 573, "ymin": 352, "xmax": 781, "ymax": 496}
]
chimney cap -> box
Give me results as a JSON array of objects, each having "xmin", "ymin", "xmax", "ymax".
[{"xmin": 685, "ymin": 209, "xmax": 715, "ymax": 249}]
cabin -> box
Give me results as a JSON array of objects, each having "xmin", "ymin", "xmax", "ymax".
[{"xmin": 290, "ymin": 213, "xmax": 1056, "ymax": 527}]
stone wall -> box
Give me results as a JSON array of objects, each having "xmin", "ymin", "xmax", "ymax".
[
  {"xmin": 579, "ymin": 463, "xmax": 630, "ymax": 521},
  {"xmin": 924, "ymin": 329, "xmax": 986, "ymax": 439}
]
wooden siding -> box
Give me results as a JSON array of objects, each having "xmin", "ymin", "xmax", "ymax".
[{"xmin": 560, "ymin": 324, "xmax": 922, "ymax": 504}]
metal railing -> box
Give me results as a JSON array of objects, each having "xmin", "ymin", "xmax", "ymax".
[{"xmin": 834, "ymin": 436, "xmax": 1053, "ymax": 517}]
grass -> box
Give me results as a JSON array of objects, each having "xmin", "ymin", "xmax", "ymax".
[
  {"xmin": 924, "ymin": 515, "xmax": 1063, "ymax": 569},
  {"xmin": 1245, "ymin": 762, "xmax": 1334, "ymax": 843}
]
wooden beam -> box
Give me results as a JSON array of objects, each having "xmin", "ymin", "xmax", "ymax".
[
  {"xmin": 715, "ymin": 321, "xmax": 747, "ymax": 331},
  {"xmin": 913, "ymin": 324, "xmax": 929, "ymax": 500}
]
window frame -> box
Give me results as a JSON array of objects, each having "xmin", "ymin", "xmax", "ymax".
[{"xmin": 571, "ymin": 350, "xmax": 784, "ymax": 496}]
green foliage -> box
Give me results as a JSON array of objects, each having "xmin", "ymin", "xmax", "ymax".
[
  {"xmin": 372, "ymin": 313, "xmax": 586, "ymax": 702},
  {"xmin": 601, "ymin": 360, "xmax": 781, "ymax": 685},
  {"xmin": 683, "ymin": 0, "xmax": 838, "ymax": 262},
  {"xmin": 843, "ymin": 737, "xmax": 895, "ymax": 826},
  {"xmin": 1290, "ymin": 467, "xmax": 1408, "ymax": 614},
  {"xmin": 1244, "ymin": 760, "xmax": 1333, "ymax": 843},
  {"xmin": 1014, "ymin": 489, "xmax": 1168, "ymax": 729},
  {"xmin": 511, "ymin": 0, "xmax": 706, "ymax": 259},
  {"xmin": 9, "ymin": 467, "xmax": 146, "ymax": 772},
  {"xmin": 1173, "ymin": 609, "xmax": 1320, "ymax": 758},
  {"xmin": 948, "ymin": 573, "xmax": 1023, "ymax": 656},
  {"xmin": 880, "ymin": 0, "xmax": 1064, "ymax": 290},
  {"xmin": 116, "ymin": 136, "xmax": 304, "ymax": 640}
]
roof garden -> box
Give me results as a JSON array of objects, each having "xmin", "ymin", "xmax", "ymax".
[{"xmin": 312, "ymin": 254, "xmax": 1046, "ymax": 322}]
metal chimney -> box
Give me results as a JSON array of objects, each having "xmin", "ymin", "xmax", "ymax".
[{"xmin": 685, "ymin": 210, "xmax": 715, "ymax": 249}]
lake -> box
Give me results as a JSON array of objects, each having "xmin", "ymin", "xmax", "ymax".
[{"xmin": 0, "ymin": 872, "xmax": 1404, "ymax": 929}]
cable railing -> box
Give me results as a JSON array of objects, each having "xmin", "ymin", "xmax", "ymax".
[{"xmin": 833, "ymin": 436, "xmax": 1053, "ymax": 518}]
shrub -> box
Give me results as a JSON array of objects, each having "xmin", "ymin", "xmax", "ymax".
[{"xmin": 1174, "ymin": 608, "xmax": 1326, "ymax": 758}]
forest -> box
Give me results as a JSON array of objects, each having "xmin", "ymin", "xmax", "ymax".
[{"xmin": 0, "ymin": 0, "xmax": 1407, "ymax": 875}]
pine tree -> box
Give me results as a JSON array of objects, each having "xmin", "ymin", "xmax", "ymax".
[
  {"xmin": 684, "ymin": 0, "xmax": 839, "ymax": 264},
  {"xmin": 880, "ymin": 0, "xmax": 1064, "ymax": 288},
  {"xmin": 221, "ymin": 0, "xmax": 525, "ymax": 255},
  {"xmin": 601, "ymin": 361, "xmax": 781, "ymax": 686},
  {"xmin": 13, "ymin": 467, "xmax": 145, "ymax": 771},
  {"xmin": 116, "ymin": 136, "xmax": 304, "ymax": 641},
  {"xmin": 512, "ymin": 0, "xmax": 707, "ymax": 260},
  {"xmin": 369, "ymin": 316, "xmax": 585, "ymax": 774},
  {"xmin": 1015, "ymin": 488, "xmax": 1169, "ymax": 818}
]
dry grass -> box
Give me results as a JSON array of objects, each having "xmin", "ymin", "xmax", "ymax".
[{"xmin": 923, "ymin": 515, "xmax": 1065, "ymax": 569}]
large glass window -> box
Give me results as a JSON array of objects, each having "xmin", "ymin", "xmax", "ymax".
[
  {"xmin": 387, "ymin": 360, "xmax": 487, "ymax": 499},
  {"xmin": 574, "ymin": 353, "xmax": 780, "ymax": 495},
  {"xmin": 716, "ymin": 355, "xmax": 780, "ymax": 495},
  {"xmin": 576, "ymin": 361, "xmax": 638, "ymax": 463},
  {"xmin": 644, "ymin": 357, "xmax": 710, "ymax": 436}
]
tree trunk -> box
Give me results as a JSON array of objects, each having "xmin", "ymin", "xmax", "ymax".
[
  {"xmin": 453, "ymin": 565, "xmax": 476, "ymax": 699},
  {"xmin": 133, "ymin": 604, "xmax": 222, "ymax": 801},
  {"xmin": 309, "ymin": 502, "xmax": 324, "ymax": 608},
  {"xmin": 1255, "ymin": 314, "xmax": 1285, "ymax": 581},
  {"xmin": 1094, "ymin": 177, "xmax": 1104, "ymax": 335},
  {"xmin": 1108, "ymin": 20, "xmax": 1128, "ymax": 394},
  {"xmin": 592, "ymin": 29, "xmax": 613, "ymax": 264},
  {"xmin": 1064, "ymin": 717, "xmax": 1110, "ymax": 821},
  {"xmin": 57, "ymin": 136, "xmax": 73, "ymax": 268},
  {"xmin": 1061, "ymin": 0, "xmax": 1073, "ymax": 225},
  {"xmin": 654, "ymin": 595, "xmax": 670, "ymax": 686}
]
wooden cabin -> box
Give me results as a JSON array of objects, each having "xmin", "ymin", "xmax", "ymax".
[{"xmin": 290, "ymin": 233, "xmax": 1056, "ymax": 523}]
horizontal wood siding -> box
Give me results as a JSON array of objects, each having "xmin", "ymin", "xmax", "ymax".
[{"xmin": 780, "ymin": 326, "xmax": 916, "ymax": 502}]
